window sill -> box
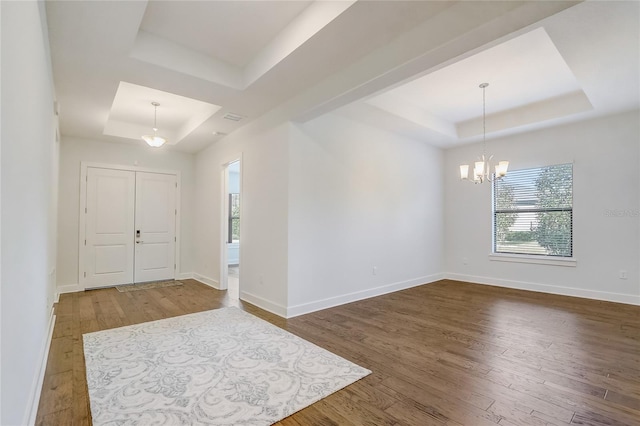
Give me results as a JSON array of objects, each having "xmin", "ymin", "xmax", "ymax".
[{"xmin": 489, "ymin": 253, "xmax": 577, "ymax": 267}]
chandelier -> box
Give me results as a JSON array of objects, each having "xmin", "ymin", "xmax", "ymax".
[
  {"xmin": 459, "ymin": 83, "xmax": 508, "ymax": 183},
  {"xmin": 141, "ymin": 102, "xmax": 167, "ymax": 148}
]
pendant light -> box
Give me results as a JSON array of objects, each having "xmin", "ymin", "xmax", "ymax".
[
  {"xmin": 459, "ymin": 83, "xmax": 508, "ymax": 183},
  {"xmin": 141, "ymin": 102, "xmax": 167, "ymax": 148}
]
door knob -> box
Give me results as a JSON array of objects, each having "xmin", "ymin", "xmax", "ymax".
[{"xmin": 136, "ymin": 240, "xmax": 144, "ymax": 244}]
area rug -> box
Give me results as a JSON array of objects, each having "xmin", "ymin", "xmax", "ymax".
[
  {"xmin": 115, "ymin": 280, "xmax": 183, "ymax": 292},
  {"xmin": 83, "ymin": 307, "xmax": 371, "ymax": 425}
]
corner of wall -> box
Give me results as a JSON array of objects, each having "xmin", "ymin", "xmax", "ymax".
[
  {"xmin": 241, "ymin": 291, "xmax": 288, "ymax": 318},
  {"xmin": 191, "ymin": 273, "xmax": 220, "ymax": 290}
]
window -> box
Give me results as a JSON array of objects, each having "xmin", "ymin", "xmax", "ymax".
[
  {"xmin": 493, "ymin": 163, "xmax": 573, "ymax": 257},
  {"xmin": 228, "ymin": 193, "xmax": 240, "ymax": 243}
]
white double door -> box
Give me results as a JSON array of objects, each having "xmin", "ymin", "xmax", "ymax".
[{"xmin": 84, "ymin": 167, "xmax": 177, "ymax": 289}]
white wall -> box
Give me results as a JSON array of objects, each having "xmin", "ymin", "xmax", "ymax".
[
  {"xmin": 1, "ymin": 1, "xmax": 59, "ymax": 424},
  {"xmin": 287, "ymin": 114, "xmax": 444, "ymax": 316},
  {"xmin": 195, "ymin": 124, "xmax": 290, "ymax": 315},
  {"xmin": 444, "ymin": 110, "xmax": 640, "ymax": 305},
  {"xmin": 195, "ymin": 114, "xmax": 444, "ymax": 318},
  {"xmin": 57, "ymin": 137, "xmax": 196, "ymax": 289}
]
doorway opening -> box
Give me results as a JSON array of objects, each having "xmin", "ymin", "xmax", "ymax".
[{"xmin": 224, "ymin": 160, "xmax": 241, "ymax": 299}]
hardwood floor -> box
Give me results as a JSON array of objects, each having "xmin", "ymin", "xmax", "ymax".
[{"xmin": 36, "ymin": 279, "xmax": 640, "ymax": 425}]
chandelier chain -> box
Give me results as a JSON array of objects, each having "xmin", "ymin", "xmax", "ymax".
[{"xmin": 482, "ymin": 83, "xmax": 486, "ymax": 158}]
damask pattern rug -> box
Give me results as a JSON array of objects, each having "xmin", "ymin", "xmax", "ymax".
[{"xmin": 83, "ymin": 307, "xmax": 370, "ymax": 425}]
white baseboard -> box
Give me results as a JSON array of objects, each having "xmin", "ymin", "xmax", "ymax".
[
  {"xmin": 176, "ymin": 272, "xmax": 193, "ymax": 281},
  {"xmin": 192, "ymin": 273, "xmax": 220, "ymax": 290},
  {"xmin": 55, "ymin": 283, "xmax": 83, "ymax": 300},
  {"xmin": 240, "ymin": 291, "xmax": 288, "ymax": 318},
  {"xmin": 445, "ymin": 273, "xmax": 640, "ymax": 306},
  {"xmin": 25, "ymin": 308, "xmax": 56, "ymax": 425},
  {"xmin": 286, "ymin": 273, "xmax": 445, "ymax": 318}
]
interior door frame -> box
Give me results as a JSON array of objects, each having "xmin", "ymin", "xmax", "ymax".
[
  {"xmin": 220, "ymin": 155, "xmax": 242, "ymax": 292},
  {"xmin": 79, "ymin": 162, "xmax": 181, "ymax": 290}
]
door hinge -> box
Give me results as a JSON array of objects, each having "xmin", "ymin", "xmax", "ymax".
[
  {"xmin": 175, "ymin": 209, "xmax": 177, "ymax": 215},
  {"xmin": 84, "ymin": 272, "xmax": 86, "ymax": 278},
  {"xmin": 174, "ymin": 237, "xmax": 176, "ymax": 242},
  {"xmin": 174, "ymin": 264, "xmax": 176, "ymax": 270},
  {"xmin": 175, "ymin": 182, "xmax": 177, "ymax": 188},
  {"xmin": 84, "ymin": 239, "xmax": 86, "ymax": 246},
  {"xmin": 85, "ymin": 207, "xmax": 87, "ymax": 214}
]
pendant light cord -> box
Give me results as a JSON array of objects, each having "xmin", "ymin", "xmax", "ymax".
[{"xmin": 152, "ymin": 101, "xmax": 160, "ymax": 132}]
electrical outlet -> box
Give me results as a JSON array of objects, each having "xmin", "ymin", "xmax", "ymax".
[
  {"xmin": 372, "ymin": 266, "xmax": 378, "ymax": 275},
  {"xmin": 619, "ymin": 270, "xmax": 627, "ymax": 280}
]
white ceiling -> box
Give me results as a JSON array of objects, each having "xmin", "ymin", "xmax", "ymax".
[
  {"xmin": 363, "ymin": 27, "xmax": 592, "ymax": 142},
  {"xmin": 338, "ymin": 1, "xmax": 640, "ymax": 147},
  {"xmin": 104, "ymin": 82, "xmax": 221, "ymax": 145},
  {"xmin": 140, "ymin": 1, "xmax": 312, "ymax": 68},
  {"xmin": 375, "ymin": 28, "xmax": 584, "ymax": 123},
  {"xmin": 45, "ymin": 1, "xmax": 639, "ymax": 153}
]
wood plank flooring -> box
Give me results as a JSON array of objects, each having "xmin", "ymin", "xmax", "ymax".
[{"xmin": 36, "ymin": 279, "xmax": 640, "ymax": 425}]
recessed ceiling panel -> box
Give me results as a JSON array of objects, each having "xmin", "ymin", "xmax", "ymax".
[
  {"xmin": 364, "ymin": 27, "xmax": 594, "ymax": 141},
  {"xmin": 371, "ymin": 28, "xmax": 584, "ymax": 122},
  {"xmin": 103, "ymin": 82, "xmax": 221, "ymax": 145},
  {"xmin": 131, "ymin": 1, "xmax": 354, "ymax": 90},
  {"xmin": 140, "ymin": 0, "xmax": 312, "ymax": 68}
]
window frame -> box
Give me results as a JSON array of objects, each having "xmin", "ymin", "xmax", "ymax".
[
  {"xmin": 490, "ymin": 163, "xmax": 576, "ymax": 266},
  {"xmin": 227, "ymin": 192, "xmax": 240, "ymax": 244}
]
